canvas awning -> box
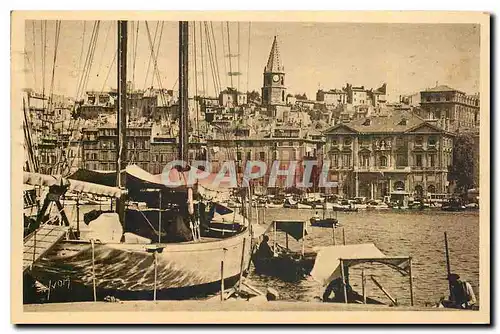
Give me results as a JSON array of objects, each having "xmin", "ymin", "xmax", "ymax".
[
  {"xmin": 310, "ymin": 243, "xmax": 410, "ymax": 286},
  {"xmin": 23, "ymin": 172, "xmax": 126, "ymax": 198},
  {"xmin": 262, "ymin": 220, "xmax": 308, "ymax": 241}
]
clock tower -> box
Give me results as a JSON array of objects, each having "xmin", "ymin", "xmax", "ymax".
[{"xmin": 261, "ymin": 36, "xmax": 286, "ymax": 106}]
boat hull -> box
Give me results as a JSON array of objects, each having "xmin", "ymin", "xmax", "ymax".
[{"xmin": 27, "ymin": 229, "xmax": 252, "ymax": 301}]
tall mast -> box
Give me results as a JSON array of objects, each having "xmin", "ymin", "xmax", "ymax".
[
  {"xmin": 117, "ymin": 21, "xmax": 128, "ymax": 186},
  {"xmin": 179, "ymin": 21, "xmax": 189, "ymax": 163}
]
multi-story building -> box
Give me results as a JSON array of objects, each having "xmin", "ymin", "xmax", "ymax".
[
  {"xmin": 81, "ymin": 124, "xmax": 206, "ymax": 174},
  {"xmin": 219, "ymin": 88, "xmax": 247, "ymax": 108},
  {"xmin": 323, "ymin": 111, "xmax": 454, "ymax": 199},
  {"xmin": 345, "ymin": 84, "xmax": 368, "ymax": 106},
  {"xmin": 207, "ymin": 125, "xmax": 324, "ymax": 192},
  {"xmin": 419, "ymin": 85, "xmax": 480, "ymax": 131},
  {"xmin": 316, "ymin": 89, "xmax": 348, "ymax": 107}
]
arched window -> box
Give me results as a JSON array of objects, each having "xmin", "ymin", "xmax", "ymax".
[
  {"xmin": 380, "ymin": 155, "xmax": 388, "ymax": 167},
  {"xmin": 394, "ymin": 181, "xmax": 405, "ymax": 191},
  {"xmin": 427, "ymin": 185, "xmax": 436, "ymax": 194},
  {"xmin": 415, "ymin": 185, "xmax": 424, "ymax": 197}
]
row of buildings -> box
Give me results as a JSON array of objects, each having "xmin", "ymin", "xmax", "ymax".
[
  {"xmin": 24, "ymin": 34, "xmax": 480, "ymax": 199},
  {"xmin": 76, "ymin": 108, "xmax": 466, "ymax": 199}
]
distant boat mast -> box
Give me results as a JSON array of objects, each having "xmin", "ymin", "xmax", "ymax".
[
  {"xmin": 178, "ymin": 21, "xmax": 189, "ymax": 163},
  {"xmin": 116, "ymin": 20, "xmax": 128, "ymax": 187}
]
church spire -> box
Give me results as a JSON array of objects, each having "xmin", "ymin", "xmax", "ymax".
[{"xmin": 265, "ymin": 36, "xmax": 284, "ymax": 73}]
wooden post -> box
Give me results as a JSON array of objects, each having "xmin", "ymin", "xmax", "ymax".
[
  {"xmin": 370, "ymin": 275, "xmax": 398, "ymax": 306},
  {"xmin": 220, "ymin": 248, "xmax": 227, "ymax": 301},
  {"xmin": 362, "ymin": 268, "xmax": 366, "ymax": 304},
  {"xmin": 76, "ymin": 195, "xmax": 80, "ymax": 237},
  {"xmin": 47, "ymin": 280, "xmax": 51, "ymax": 301},
  {"xmin": 340, "ymin": 259, "xmax": 348, "ymax": 303},
  {"xmin": 285, "ymin": 233, "xmax": 289, "ymax": 250},
  {"xmin": 153, "ymin": 251, "xmax": 158, "ymax": 301},
  {"xmin": 32, "ymin": 228, "xmax": 37, "ymax": 266},
  {"xmin": 342, "ymin": 227, "xmax": 346, "ymax": 245},
  {"xmin": 273, "ymin": 221, "xmax": 277, "ymax": 256},
  {"xmin": 444, "ymin": 232, "xmax": 452, "ymax": 298},
  {"xmin": 301, "ymin": 222, "xmax": 305, "ymax": 257},
  {"xmin": 409, "ymin": 257, "xmax": 414, "ymax": 306},
  {"xmin": 158, "ymin": 191, "xmax": 162, "ymax": 243},
  {"xmin": 91, "ymin": 239, "xmax": 97, "ymax": 302},
  {"xmin": 238, "ymin": 238, "xmax": 247, "ymax": 292}
]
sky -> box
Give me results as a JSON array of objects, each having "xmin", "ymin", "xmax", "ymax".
[{"xmin": 23, "ymin": 21, "xmax": 480, "ymax": 102}]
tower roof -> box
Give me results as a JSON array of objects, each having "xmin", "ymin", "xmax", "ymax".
[{"xmin": 265, "ymin": 36, "xmax": 284, "ymax": 73}]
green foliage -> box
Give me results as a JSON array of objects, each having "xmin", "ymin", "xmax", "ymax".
[{"xmin": 448, "ymin": 133, "xmax": 476, "ymax": 193}]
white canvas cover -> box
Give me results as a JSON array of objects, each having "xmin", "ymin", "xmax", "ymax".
[
  {"xmin": 310, "ymin": 243, "xmax": 410, "ymax": 286},
  {"xmin": 85, "ymin": 213, "xmax": 123, "ymax": 243}
]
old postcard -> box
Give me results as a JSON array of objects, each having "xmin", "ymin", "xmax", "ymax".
[{"xmin": 11, "ymin": 11, "xmax": 490, "ymax": 324}]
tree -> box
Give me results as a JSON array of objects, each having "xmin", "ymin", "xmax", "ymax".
[
  {"xmin": 448, "ymin": 133, "xmax": 475, "ymax": 194},
  {"xmin": 246, "ymin": 90, "xmax": 261, "ymax": 102},
  {"xmin": 294, "ymin": 93, "xmax": 308, "ymax": 100}
]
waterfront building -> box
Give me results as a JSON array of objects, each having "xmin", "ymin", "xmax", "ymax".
[
  {"xmin": 323, "ymin": 111, "xmax": 455, "ymax": 199},
  {"xmin": 418, "ymin": 85, "xmax": 479, "ymax": 131},
  {"xmin": 207, "ymin": 125, "xmax": 324, "ymax": 193}
]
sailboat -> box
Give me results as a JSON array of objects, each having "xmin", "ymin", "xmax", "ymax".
[{"xmin": 23, "ymin": 21, "xmax": 253, "ymax": 302}]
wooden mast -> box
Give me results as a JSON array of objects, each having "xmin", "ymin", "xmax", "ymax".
[
  {"xmin": 179, "ymin": 22, "xmax": 189, "ymax": 163},
  {"xmin": 116, "ymin": 21, "xmax": 127, "ymax": 219}
]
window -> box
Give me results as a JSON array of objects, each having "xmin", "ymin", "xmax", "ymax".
[
  {"xmin": 415, "ymin": 154, "xmax": 422, "ymax": 167},
  {"xmin": 342, "ymin": 154, "xmax": 351, "ymax": 168},
  {"xmin": 331, "ymin": 138, "xmax": 338, "ymax": 146},
  {"xmin": 360, "ymin": 154, "xmax": 370, "ymax": 168},
  {"xmin": 396, "ymin": 154, "xmax": 408, "ymax": 167},
  {"xmin": 331, "ymin": 154, "xmax": 339, "ymax": 168},
  {"xmin": 246, "ymin": 151, "xmax": 252, "ymax": 160},
  {"xmin": 396, "ymin": 136, "xmax": 404, "ymax": 147},
  {"xmin": 428, "ymin": 136, "xmax": 437, "ymax": 147},
  {"xmin": 379, "ymin": 156, "xmax": 388, "ymax": 168},
  {"xmin": 259, "ymin": 152, "xmax": 265, "ymax": 161},
  {"xmin": 237, "ymin": 151, "xmax": 242, "ymax": 161},
  {"xmin": 415, "ymin": 136, "xmax": 423, "ymax": 147},
  {"xmin": 344, "ymin": 137, "xmax": 352, "ymax": 146},
  {"xmin": 429, "ymin": 154, "xmax": 436, "ymax": 167}
]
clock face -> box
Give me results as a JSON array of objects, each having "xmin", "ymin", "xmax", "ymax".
[{"xmin": 272, "ymin": 74, "xmax": 280, "ymax": 83}]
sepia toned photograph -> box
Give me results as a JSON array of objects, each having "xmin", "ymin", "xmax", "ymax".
[{"xmin": 11, "ymin": 11, "xmax": 490, "ymax": 324}]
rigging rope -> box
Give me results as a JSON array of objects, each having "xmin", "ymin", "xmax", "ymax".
[
  {"xmin": 41, "ymin": 21, "xmax": 47, "ymax": 108},
  {"xmin": 143, "ymin": 21, "xmax": 159, "ymax": 90},
  {"xmin": 237, "ymin": 22, "xmax": 241, "ymax": 93},
  {"xmin": 226, "ymin": 22, "xmax": 234, "ymax": 89},
  {"xmin": 132, "ymin": 21, "xmax": 140, "ymax": 88},
  {"xmin": 74, "ymin": 21, "xmax": 87, "ymax": 101},
  {"xmin": 220, "ymin": 22, "xmax": 228, "ymax": 89},
  {"xmin": 199, "ymin": 22, "xmax": 206, "ymax": 96},
  {"xmin": 48, "ymin": 20, "xmax": 61, "ymax": 114},
  {"xmin": 95, "ymin": 21, "xmax": 113, "ymax": 80},
  {"xmin": 209, "ymin": 22, "xmax": 223, "ymax": 96},
  {"xmin": 31, "ymin": 21, "xmax": 37, "ymax": 91},
  {"xmin": 144, "ymin": 21, "xmax": 169, "ymax": 109},
  {"xmin": 193, "ymin": 22, "xmax": 199, "ymax": 138},
  {"xmin": 247, "ymin": 22, "xmax": 251, "ymax": 94}
]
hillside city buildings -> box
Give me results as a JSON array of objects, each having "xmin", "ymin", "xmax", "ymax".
[{"xmin": 23, "ymin": 35, "xmax": 480, "ymax": 199}]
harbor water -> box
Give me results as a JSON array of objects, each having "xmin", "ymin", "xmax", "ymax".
[
  {"xmin": 35, "ymin": 204, "xmax": 480, "ymax": 307},
  {"xmin": 247, "ymin": 208, "xmax": 480, "ymax": 307}
]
